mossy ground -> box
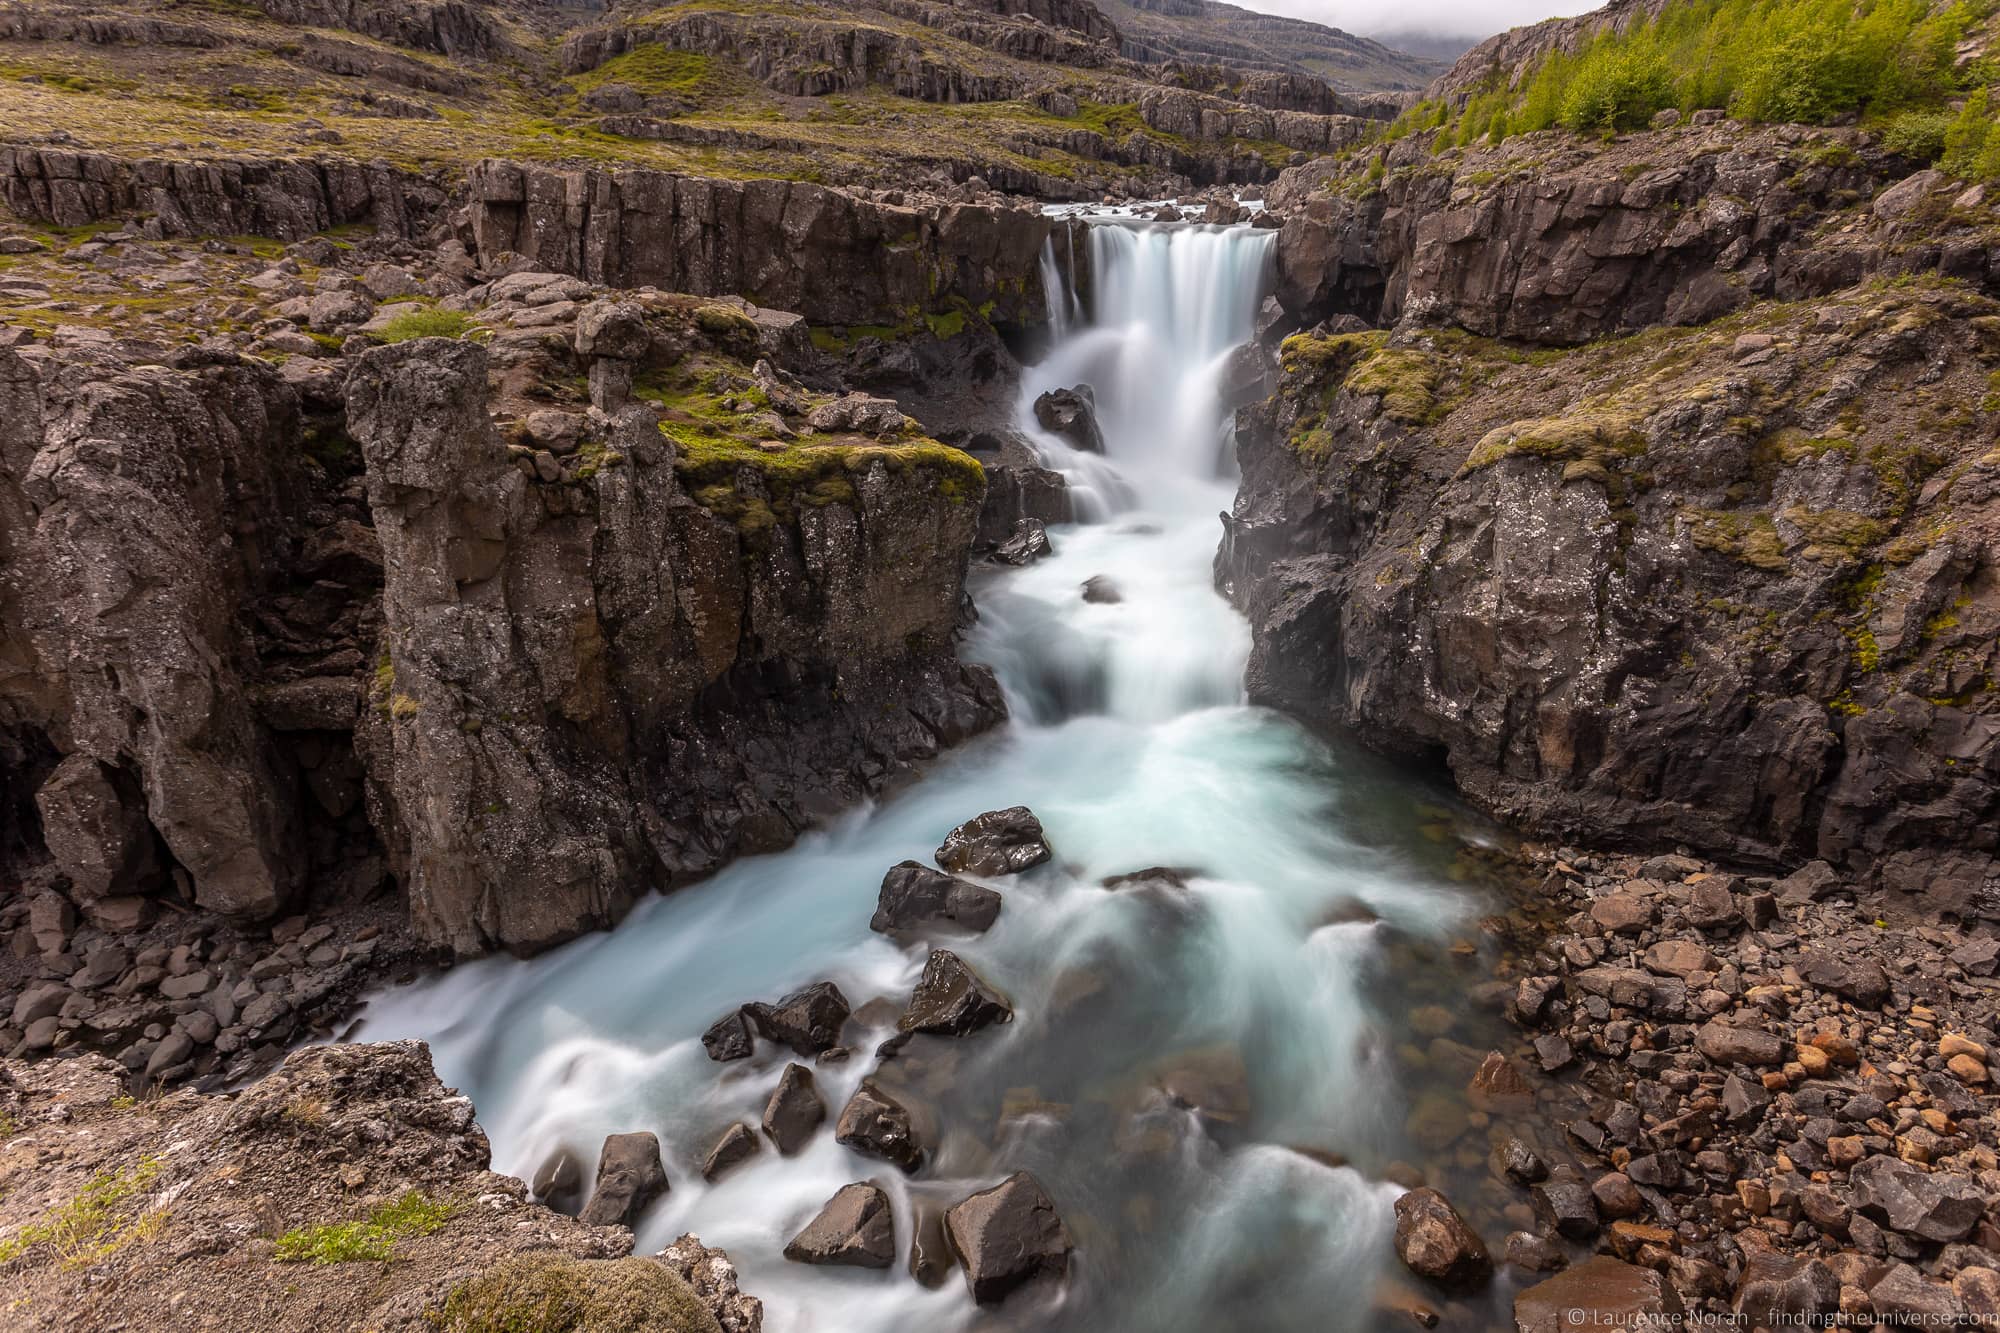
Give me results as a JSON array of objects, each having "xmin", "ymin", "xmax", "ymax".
[
  {"xmin": 0, "ymin": 1155, "xmax": 166, "ymax": 1268},
  {"xmin": 274, "ymin": 1190, "xmax": 453, "ymax": 1264},
  {"xmin": 433, "ymin": 1254, "xmax": 722, "ymax": 1333}
]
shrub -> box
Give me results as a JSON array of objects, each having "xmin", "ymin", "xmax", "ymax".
[
  {"xmin": 377, "ymin": 308, "xmax": 473, "ymax": 343},
  {"xmin": 1558, "ymin": 43, "xmax": 1675, "ymax": 132},
  {"xmin": 1880, "ymin": 108, "xmax": 1954, "ymax": 161}
]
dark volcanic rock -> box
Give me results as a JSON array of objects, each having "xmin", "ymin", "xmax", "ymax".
[
  {"xmin": 835, "ymin": 1079, "xmax": 923, "ymax": 1172},
  {"xmin": 1798, "ymin": 951, "xmax": 1892, "ymax": 1008},
  {"xmin": 944, "ymin": 1172, "xmax": 1072, "ymax": 1306},
  {"xmin": 744, "ymin": 981, "xmax": 851, "ymax": 1057},
  {"xmin": 1033, "ymin": 385, "xmax": 1104, "ymax": 452},
  {"xmin": 702, "ymin": 1010, "xmax": 755, "ymax": 1062},
  {"xmin": 899, "ymin": 950, "xmax": 1013, "ymax": 1037},
  {"xmin": 577, "ymin": 1131, "xmax": 669, "ymax": 1229},
  {"xmin": 1393, "ymin": 1188, "xmax": 1492, "ymax": 1288},
  {"xmin": 1734, "ymin": 1252, "xmax": 1840, "ymax": 1326},
  {"xmin": 701, "ymin": 1123, "xmax": 760, "ymax": 1183},
  {"xmin": 991, "ymin": 518, "xmax": 1053, "ymax": 566},
  {"xmin": 1532, "ymin": 1167, "xmax": 1600, "ymax": 1240},
  {"xmin": 870, "ymin": 861, "xmax": 1002, "ymax": 936},
  {"xmin": 783, "ymin": 1182, "xmax": 895, "ymax": 1269},
  {"xmin": 761, "ymin": 1064, "xmax": 826, "ymax": 1156},
  {"xmin": 936, "ymin": 807, "xmax": 1052, "ymax": 877},
  {"xmin": 1848, "ymin": 1157, "xmax": 1986, "ymax": 1243}
]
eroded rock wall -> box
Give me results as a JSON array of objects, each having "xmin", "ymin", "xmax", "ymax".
[{"xmin": 1223, "ymin": 285, "xmax": 2000, "ymax": 920}]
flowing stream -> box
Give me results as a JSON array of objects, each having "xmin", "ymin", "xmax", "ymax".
[{"xmin": 357, "ymin": 218, "xmax": 1513, "ymax": 1332}]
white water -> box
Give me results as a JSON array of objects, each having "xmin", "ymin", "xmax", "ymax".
[{"xmin": 356, "ymin": 220, "xmax": 1498, "ymax": 1332}]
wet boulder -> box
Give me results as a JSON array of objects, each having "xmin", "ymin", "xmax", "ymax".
[
  {"xmin": 899, "ymin": 950, "xmax": 1013, "ymax": 1037},
  {"xmin": 1532, "ymin": 1167, "xmax": 1600, "ymax": 1240},
  {"xmin": 936, "ymin": 807, "xmax": 1053, "ymax": 877},
  {"xmin": 1516, "ymin": 1257, "xmax": 1683, "ymax": 1333},
  {"xmin": 761, "ymin": 1064, "xmax": 826, "ymax": 1155},
  {"xmin": 531, "ymin": 1145, "xmax": 584, "ymax": 1215},
  {"xmin": 1393, "ymin": 1188, "xmax": 1492, "ymax": 1289},
  {"xmin": 744, "ymin": 981, "xmax": 850, "ymax": 1057},
  {"xmin": 702, "ymin": 1009, "xmax": 754, "ymax": 1062},
  {"xmin": 835, "ymin": 1079, "xmax": 923, "ymax": 1172},
  {"xmin": 784, "ymin": 1182, "xmax": 896, "ymax": 1269},
  {"xmin": 944, "ymin": 1171, "xmax": 1072, "ymax": 1306},
  {"xmin": 870, "ymin": 862, "xmax": 1002, "ymax": 936},
  {"xmin": 991, "ymin": 518, "xmax": 1052, "ymax": 566},
  {"xmin": 701, "ymin": 1123, "xmax": 759, "ymax": 1182},
  {"xmin": 577, "ymin": 1131, "xmax": 669, "ymax": 1229},
  {"xmin": 1033, "ymin": 384, "xmax": 1104, "ymax": 452}
]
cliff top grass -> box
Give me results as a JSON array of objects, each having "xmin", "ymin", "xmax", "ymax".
[{"xmin": 636, "ymin": 354, "xmax": 982, "ymax": 532}]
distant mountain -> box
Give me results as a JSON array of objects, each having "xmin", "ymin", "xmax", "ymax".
[
  {"xmin": 1363, "ymin": 30, "xmax": 1482, "ymax": 64},
  {"xmin": 1095, "ymin": 0, "xmax": 1444, "ymax": 93}
]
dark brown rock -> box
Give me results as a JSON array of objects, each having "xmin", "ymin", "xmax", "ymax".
[
  {"xmin": 700, "ymin": 1123, "xmax": 759, "ymax": 1183},
  {"xmin": 577, "ymin": 1131, "xmax": 668, "ymax": 1229},
  {"xmin": 834, "ymin": 1079, "xmax": 922, "ymax": 1172},
  {"xmin": 1393, "ymin": 1187, "xmax": 1492, "ymax": 1289},
  {"xmin": 761, "ymin": 1063, "xmax": 825, "ymax": 1156},
  {"xmin": 943, "ymin": 1171, "xmax": 1072, "ymax": 1306},
  {"xmin": 1515, "ymin": 1256, "xmax": 1683, "ymax": 1333},
  {"xmin": 702, "ymin": 1010, "xmax": 754, "ymax": 1062},
  {"xmin": 783, "ymin": 1182, "xmax": 895, "ymax": 1269},
  {"xmin": 870, "ymin": 862, "xmax": 1002, "ymax": 936},
  {"xmin": 744, "ymin": 982, "xmax": 851, "ymax": 1057},
  {"xmin": 935, "ymin": 807, "xmax": 1052, "ymax": 876},
  {"xmin": 899, "ymin": 949, "xmax": 1013, "ymax": 1036}
]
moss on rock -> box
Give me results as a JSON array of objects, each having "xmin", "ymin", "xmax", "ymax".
[{"xmin": 434, "ymin": 1254, "xmax": 723, "ymax": 1333}]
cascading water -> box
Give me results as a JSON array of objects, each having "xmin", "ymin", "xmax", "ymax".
[{"xmin": 356, "ymin": 218, "xmax": 1506, "ymax": 1332}]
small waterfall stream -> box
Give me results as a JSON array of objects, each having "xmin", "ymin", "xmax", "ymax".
[{"xmin": 356, "ymin": 218, "xmax": 1505, "ymax": 1332}]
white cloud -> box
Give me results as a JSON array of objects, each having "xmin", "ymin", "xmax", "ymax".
[{"xmin": 1230, "ymin": 0, "xmax": 1603, "ymax": 43}]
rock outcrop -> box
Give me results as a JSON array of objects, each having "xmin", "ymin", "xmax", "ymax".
[
  {"xmin": 1225, "ymin": 278, "xmax": 2000, "ymax": 916},
  {"xmin": 464, "ymin": 161, "xmax": 1060, "ymax": 330},
  {"xmin": 348, "ymin": 331, "xmax": 1002, "ymax": 955}
]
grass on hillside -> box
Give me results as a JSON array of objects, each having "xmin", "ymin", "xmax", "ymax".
[{"xmin": 1390, "ymin": 0, "xmax": 1996, "ymax": 160}]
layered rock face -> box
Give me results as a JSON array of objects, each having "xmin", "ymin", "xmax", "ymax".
[
  {"xmin": 347, "ymin": 333, "xmax": 1001, "ymax": 955},
  {"xmin": 0, "ymin": 145, "xmax": 445, "ymax": 239},
  {"xmin": 0, "ymin": 346, "xmax": 335, "ymax": 922},
  {"xmin": 465, "ymin": 161, "xmax": 1059, "ymax": 329},
  {"xmin": 1223, "ymin": 278, "xmax": 1999, "ymax": 919},
  {"xmin": 1268, "ymin": 124, "xmax": 1999, "ymax": 344}
]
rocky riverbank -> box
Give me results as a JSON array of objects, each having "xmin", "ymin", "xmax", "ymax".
[{"xmin": 1389, "ymin": 840, "xmax": 2000, "ymax": 1329}]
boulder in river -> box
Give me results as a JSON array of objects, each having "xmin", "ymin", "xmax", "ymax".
[
  {"xmin": 531, "ymin": 1145, "xmax": 584, "ymax": 1215},
  {"xmin": 899, "ymin": 949, "xmax": 1013, "ymax": 1037},
  {"xmin": 577, "ymin": 1131, "xmax": 669, "ymax": 1229},
  {"xmin": 944, "ymin": 1171, "xmax": 1072, "ymax": 1305},
  {"xmin": 936, "ymin": 807, "xmax": 1052, "ymax": 877},
  {"xmin": 702, "ymin": 1009, "xmax": 754, "ymax": 1062},
  {"xmin": 1081, "ymin": 575, "xmax": 1122, "ymax": 604},
  {"xmin": 835, "ymin": 1079, "xmax": 923, "ymax": 1172},
  {"xmin": 761, "ymin": 1063, "xmax": 826, "ymax": 1155},
  {"xmin": 1515, "ymin": 1256, "xmax": 1683, "ymax": 1333},
  {"xmin": 744, "ymin": 981, "xmax": 850, "ymax": 1057},
  {"xmin": 1393, "ymin": 1187, "xmax": 1492, "ymax": 1289},
  {"xmin": 1033, "ymin": 384, "xmax": 1104, "ymax": 452},
  {"xmin": 870, "ymin": 862, "xmax": 1002, "ymax": 936},
  {"xmin": 701, "ymin": 1123, "xmax": 759, "ymax": 1182},
  {"xmin": 991, "ymin": 518, "xmax": 1052, "ymax": 566},
  {"xmin": 783, "ymin": 1182, "xmax": 896, "ymax": 1269}
]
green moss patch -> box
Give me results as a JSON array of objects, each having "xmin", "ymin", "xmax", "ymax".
[
  {"xmin": 435, "ymin": 1254, "xmax": 723, "ymax": 1333},
  {"xmin": 274, "ymin": 1190, "xmax": 452, "ymax": 1264},
  {"xmin": 0, "ymin": 1156, "xmax": 165, "ymax": 1268},
  {"xmin": 376, "ymin": 308, "xmax": 475, "ymax": 343},
  {"xmin": 1464, "ymin": 407, "xmax": 1645, "ymax": 472}
]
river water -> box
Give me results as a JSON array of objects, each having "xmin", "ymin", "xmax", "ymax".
[{"xmin": 356, "ymin": 218, "xmax": 1517, "ymax": 1332}]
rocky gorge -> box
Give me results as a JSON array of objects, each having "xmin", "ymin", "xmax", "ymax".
[{"xmin": 1, "ymin": 0, "xmax": 1999, "ymax": 1328}]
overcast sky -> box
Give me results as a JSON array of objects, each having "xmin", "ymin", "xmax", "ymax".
[{"xmin": 1233, "ymin": 0, "xmax": 1601, "ymax": 42}]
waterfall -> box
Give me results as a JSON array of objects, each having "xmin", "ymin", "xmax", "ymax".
[
  {"xmin": 1021, "ymin": 221, "xmax": 1274, "ymax": 509},
  {"xmin": 354, "ymin": 216, "xmax": 1494, "ymax": 1333}
]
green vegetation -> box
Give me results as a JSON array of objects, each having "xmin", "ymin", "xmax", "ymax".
[
  {"xmin": 377, "ymin": 308, "xmax": 476, "ymax": 343},
  {"xmin": 1686, "ymin": 508, "xmax": 1790, "ymax": 570},
  {"xmin": 1393, "ymin": 0, "xmax": 1989, "ymax": 144},
  {"xmin": 434, "ymin": 1254, "xmax": 723, "ymax": 1333},
  {"xmin": 1463, "ymin": 406, "xmax": 1645, "ymax": 472},
  {"xmin": 274, "ymin": 1191, "xmax": 452, "ymax": 1264},
  {"xmin": 0, "ymin": 1156, "xmax": 165, "ymax": 1268},
  {"xmin": 569, "ymin": 48, "xmax": 741, "ymax": 103}
]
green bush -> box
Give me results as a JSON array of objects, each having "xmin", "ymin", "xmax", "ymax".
[
  {"xmin": 1880, "ymin": 108, "xmax": 1955, "ymax": 161},
  {"xmin": 1395, "ymin": 0, "xmax": 1989, "ymax": 148},
  {"xmin": 377, "ymin": 308, "xmax": 474, "ymax": 343}
]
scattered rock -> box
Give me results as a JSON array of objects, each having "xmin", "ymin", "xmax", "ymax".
[
  {"xmin": 943, "ymin": 1172, "xmax": 1072, "ymax": 1306},
  {"xmin": 870, "ymin": 862, "xmax": 1002, "ymax": 936},
  {"xmin": 744, "ymin": 982, "xmax": 850, "ymax": 1057},
  {"xmin": 783, "ymin": 1183, "xmax": 895, "ymax": 1269},
  {"xmin": 834, "ymin": 1080, "xmax": 922, "ymax": 1172},
  {"xmin": 761, "ymin": 1064, "xmax": 826, "ymax": 1156},
  {"xmin": 935, "ymin": 807, "xmax": 1052, "ymax": 877},
  {"xmin": 577, "ymin": 1131, "xmax": 669, "ymax": 1229},
  {"xmin": 701, "ymin": 1124, "xmax": 760, "ymax": 1183},
  {"xmin": 1393, "ymin": 1188, "xmax": 1492, "ymax": 1288},
  {"xmin": 898, "ymin": 950, "xmax": 1013, "ymax": 1037}
]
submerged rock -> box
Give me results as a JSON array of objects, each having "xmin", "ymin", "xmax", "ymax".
[
  {"xmin": 944, "ymin": 1171, "xmax": 1072, "ymax": 1305},
  {"xmin": 784, "ymin": 1182, "xmax": 896, "ymax": 1269},
  {"xmin": 936, "ymin": 807, "xmax": 1053, "ymax": 877},
  {"xmin": 1393, "ymin": 1187, "xmax": 1492, "ymax": 1289},
  {"xmin": 899, "ymin": 950, "xmax": 1013, "ymax": 1037},
  {"xmin": 577, "ymin": 1131, "xmax": 669, "ymax": 1229},
  {"xmin": 1516, "ymin": 1257, "xmax": 1683, "ymax": 1333},
  {"xmin": 870, "ymin": 862, "xmax": 1002, "ymax": 936}
]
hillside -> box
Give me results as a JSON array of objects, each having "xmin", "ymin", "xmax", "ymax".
[{"xmin": 1097, "ymin": 0, "xmax": 1443, "ymax": 92}]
